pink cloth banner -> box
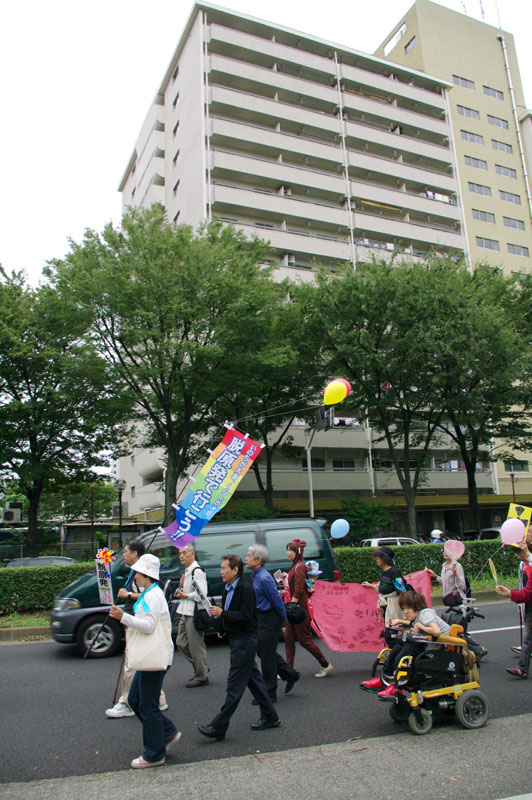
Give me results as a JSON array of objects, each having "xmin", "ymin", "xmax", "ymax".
[{"xmin": 310, "ymin": 569, "xmax": 432, "ymax": 653}]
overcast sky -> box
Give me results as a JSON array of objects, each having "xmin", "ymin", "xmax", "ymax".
[{"xmin": 1, "ymin": 0, "xmax": 530, "ymax": 284}]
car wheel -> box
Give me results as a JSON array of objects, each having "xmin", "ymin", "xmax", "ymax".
[
  {"xmin": 407, "ymin": 708, "xmax": 433, "ymax": 735},
  {"xmin": 455, "ymin": 690, "xmax": 489, "ymax": 729},
  {"xmin": 76, "ymin": 615, "xmax": 122, "ymax": 658}
]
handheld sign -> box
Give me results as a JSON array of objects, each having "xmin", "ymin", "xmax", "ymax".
[
  {"xmin": 95, "ymin": 548, "xmax": 114, "ymax": 605},
  {"xmin": 191, "ymin": 574, "xmax": 212, "ymax": 615},
  {"xmin": 488, "ymin": 558, "xmax": 499, "ymax": 587}
]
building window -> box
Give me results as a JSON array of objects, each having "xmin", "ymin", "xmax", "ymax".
[
  {"xmin": 130, "ymin": 486, "xmax": 135, "ymax": 498},
  {"xmin": 301, "ymin": 458, "xmax": 326, "ymax": 471},
  {"xmin": 384, "ymin": 23, "xmax": 407, "ymax": 56},
  {"xmin": 173, "ymin": 179, "xmax": 180, "ymax": 196},
  {"xmin": 465, "ymin": 155, "xmax": 487, "ymax": 170},
  {"xmin": 173, "ymin": 149, "xmax": 180, "ymax": 165},
  {"xmin": 404, "ymin": 36, "xmax": 416, "ymax": 54},
  {"xmin": 483, "ymin": 85, "xmax": 504, "ymax": 100},
  {"xmin": 472, "ymin": 209, "xmax": 495, "ymax": 223},
  {"xmin": 504, "ymin": 460, "xmax": 529, "ymax": 473},
  {"xmin": 172, "ymin": 65, "xmax": 179, "ymax": 81},
  {"xmin": 495, "ymin": 164, "xmax": 517, "ymax": 179},
  {"xmin": 457, "ymin": 104, "xmax": 480, "ymax": 120},
  {"xmin": 173, "ymin": 210, "xmax": 180, "ymax": 224},
  {"xmin": 468, "ymin": 181, "xmax": 491, "ymax": 197},
  {"xmin": 333, "ymin": 459, "xmax": 356, "ymax": 471},
  {"xmin": 173, "ymin": 120, "xmax": 180, "ymax": 136},
  {"xmin": 508, "ymin": 243, "xmax": 529, "ymax": 257},
  {"xmin": 503, "ymin": 216, "xmax": 525, "ymax": 231},
  {"xmin": 499, "ymin": 190, "xmax": 521, "ymax": 204},
  {"xmin": 453, "ymin": 74, "xmax": 475, "ymax": 89},
  {"xmin": 476, "ymin": 236, "xmax": 499, "ymax": 251},
  {"xmin": 491, "ymin": 139, "xmax": 512, "ymax": 154},
  {"xmin": 172, "ymin": 91, "xmax": 180, "ymax": 108},
  {"xmin": 487, "ymin": 114, "xmax": 509, "ymax": 129},
  {"xmin": 461, "ymin": 130, "xmax": 483, "ymax": 145}
]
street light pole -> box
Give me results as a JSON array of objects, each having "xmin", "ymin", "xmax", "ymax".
[
  {"xmin": 90, "ymin": 483, "xmax": 95, "ymax": 554},
  {"xmin": 114, "ymin": 479, "xmax": 127, "ymax": 548},
  {"xmin": 509, "ymin": 472, "xmax": 516, "ymax": 503}
]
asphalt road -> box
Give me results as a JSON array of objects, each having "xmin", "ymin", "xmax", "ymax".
[{"xmin": 1, "ymin": 601, "xmax": 529, "ymax": 784}]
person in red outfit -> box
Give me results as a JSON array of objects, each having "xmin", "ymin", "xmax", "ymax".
[
  {"xmin": 283, "ymin": 539, "xmax": 333, "ymax": 678},
  {"xmin": 497, "ymin": 543, "xmax": 532, "ymax": 679}
]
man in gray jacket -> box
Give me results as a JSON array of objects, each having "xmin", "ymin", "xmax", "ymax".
[{"xmin": 174, "ymin": 544, "xmax": 209, "ymax": 687}]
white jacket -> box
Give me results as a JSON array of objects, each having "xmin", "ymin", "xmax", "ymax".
[{"xmin": 122, "ymin": 583, "xmax": 173, "ymax": 666}]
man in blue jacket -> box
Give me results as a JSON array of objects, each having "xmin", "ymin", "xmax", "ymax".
[
  {"xmin": 245, "ymin": 544, "xmax": 300, "ymax": 701},
  {"xmin": 197, "ymin": 554, "xmax": 280, "ymax": 741}
]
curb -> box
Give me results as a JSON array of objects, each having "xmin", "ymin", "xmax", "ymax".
[{"xmin": 0, "ymin": 625, "xmax": 51, "ymax": 642}]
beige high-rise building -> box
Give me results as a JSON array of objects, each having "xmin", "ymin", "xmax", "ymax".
[
  {"xmin": 115, "ymin": 2, "xmax": 519, "ymax": 533},
  {"xmin": 376, "ymin": 0, "xmax": 532, "ymax": 511},
  {"xmin": 375, "ymin": 0, "xmax": 532, "ymax": 274}
]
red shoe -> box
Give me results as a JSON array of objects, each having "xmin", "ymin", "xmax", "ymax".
[
  {"xmin": 360, "ymin": 677, "xmax": 383, "ymax": 693},
  {"xmin": 378, "ymin": 684, "xmax": 396, "ymax": 701}
]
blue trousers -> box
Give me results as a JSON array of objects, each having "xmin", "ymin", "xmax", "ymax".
[
  {"xmin": 210, "ymin": 633, "xmax": 278, "ymax": 735},
  {"xmin": 128, "ymin": 669, "xmax": 177, "ymax": 762}
]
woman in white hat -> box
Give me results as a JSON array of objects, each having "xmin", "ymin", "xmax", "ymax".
[{"xmin": 110, "ymin": 553, "xmax": 180, "ymax": 768}]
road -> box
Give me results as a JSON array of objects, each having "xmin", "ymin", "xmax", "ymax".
[{"xmin": 1, "ymin": 600, "xmax": 529, "ymax": 784}]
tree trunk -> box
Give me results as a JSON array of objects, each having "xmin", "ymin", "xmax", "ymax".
[
  {"xmin": 404, "ymin": 489, "xmax": 418, "ymax": 539},
  {"xmin": 464, "ymin": 464, "xmax": 481, "ymax": 531},
  {"xmin": 25, "ymin": 479, "xmax": 44, "ymax": 556},
  {"xmin": 164, "ymin": 456, "xmax": 180, "ymax": 525}
]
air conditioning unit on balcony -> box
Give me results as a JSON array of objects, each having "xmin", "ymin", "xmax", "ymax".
[
  {"xmin": 287, "ymin": 254, "xmax": 296, "ymax": 266},
  {"xmin": 2, "ymin": 508, "xmax": 22, "ymax": 523}
]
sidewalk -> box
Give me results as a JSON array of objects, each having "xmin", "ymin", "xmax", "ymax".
[{"xmin": 3, "ymin": 712, "xmax": 532, "ymax": 800}]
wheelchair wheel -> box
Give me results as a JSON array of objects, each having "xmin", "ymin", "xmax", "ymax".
[
  {"xmin": 455, "ymin": 690, "xmax": 489, "ymax": 729},
  {"xmin": 389, "ymin": 699, "xmax": 410, "ymax": 723},
  {"xmin": 407, "ymin": 708, "xmax": 432, "ymax": 735}
]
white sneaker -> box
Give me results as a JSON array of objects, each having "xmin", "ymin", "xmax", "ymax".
[
  {"xmin": 131, "ymin": 755, "xmax": 165, "ymax": 768},
  {"xmin": 105, "ymin": 702, "xmax": 134, "ymax": 718},
  {"xmin": 314, "ymin": 663, "xmax": 334, "ymax": 678},
  {"xmin": 159, "ymin": 702, "xmax": 169, "ymax": 711}
]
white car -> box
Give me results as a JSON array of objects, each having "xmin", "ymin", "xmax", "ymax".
[{"xmin": 360, "ymin": 536, "xmax": 419, "ymax": 548}]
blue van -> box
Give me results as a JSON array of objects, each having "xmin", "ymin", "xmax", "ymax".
[{"xmin": 50, "ymin": 517, "xmax": 340, "ymax": 657}]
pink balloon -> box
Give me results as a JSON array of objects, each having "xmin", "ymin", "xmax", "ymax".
[
  {"xmin": 443, "ymin": 540, "xmax": 465, "ymax": 559},
  {"xmin": 500, "ymin": 518, "xmax": 527, "ymax": 546}
]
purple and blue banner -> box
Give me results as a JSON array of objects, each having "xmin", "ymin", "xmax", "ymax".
[{"xmin": 162, "ymin": 426, "xmax": 263, "ymax": 549}]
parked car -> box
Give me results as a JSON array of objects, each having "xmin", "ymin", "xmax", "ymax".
[
  {"xmin": 461, "ymin": 527, "xmax": 501, "ymax": 541},
  {"xmin": 5, "ymin": 556, "xmax": 76, "ymax": 568},
  {"xmin": 50, "ymin": 517, "xmax": 340, "ymax": 658},
  {"xmin": 359, "ymin": 536, "xmax": 420, "ymax": 548}
]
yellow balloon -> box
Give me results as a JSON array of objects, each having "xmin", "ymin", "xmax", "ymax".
[{"xmin": 323, "ymin": 379, "xmax": 347, "ymax": 406}]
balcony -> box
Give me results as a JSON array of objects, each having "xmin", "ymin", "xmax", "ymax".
[
  {"xmin": 231, "ymin": 222, "xmax": 352, "ymax": 261},
  {"xmin": 348, "ymin": 150, "xmax": 456, "ymax": 192},
  {"xmin": 345, "ymin": 119, "xmax": 450, "ymax": 164},
  {"xmin": 209, "ymin": 84, "xmax": 340, "ymax": 138},
  {"xmin": 210, "ymin": 117, "xmax": 343, "ymax": 167},
  {"xmin": 354, "ymin": 211, "xmax": 463, "ymax": 249},
  {"xmin": 208, "ymin": 54, "xmax": 337, "ymax": 106},
  {"xmin": 211, "ymin": 149, "xmax": 346, "ymax": 195},
  {"xmin": 342, "ymin": 92, "xmax": 448, "ymax": 137},
  {"xmin": 211, "ymin": 183, "xmax": 348, "ymax": 227},
  {"xmin": 350, "ymin": 179, "xmax": 460, "ymax": 222},
  {"xmin": 340, "ymin": 63, "xmax": 447, "ymax": 111}
]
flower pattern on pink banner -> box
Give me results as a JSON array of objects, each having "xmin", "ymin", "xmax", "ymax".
[{"xmin": 309, "ymin": 570, "xmax": 432, "ymax": 653}]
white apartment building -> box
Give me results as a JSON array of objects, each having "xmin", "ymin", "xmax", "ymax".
[{"xmin": 117, "ymin": 3, "xmax": 505, "ymax": 532}]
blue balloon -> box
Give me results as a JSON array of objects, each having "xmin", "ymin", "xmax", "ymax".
[{"xmin": 331, "ymin": 518, "xmax": 350, "ymax": 538}]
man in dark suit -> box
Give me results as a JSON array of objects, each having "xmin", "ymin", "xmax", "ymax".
[{"xmin": 197, "ymin": 554, "xmax": 281, "ymax": 741}]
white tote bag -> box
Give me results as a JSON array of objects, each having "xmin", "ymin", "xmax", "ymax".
[{"xmin": 126, "ymin": 620, "xmax": 172, "ymax": 672}]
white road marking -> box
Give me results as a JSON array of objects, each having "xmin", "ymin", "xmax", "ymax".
[{"xmin": 469, "ymin": 625, "xmax": 521, "ymax": 634}]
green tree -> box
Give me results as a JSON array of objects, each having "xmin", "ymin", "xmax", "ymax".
[
  {"xmin": 340, "ymin": 496, "xmax": 397, "ymax": 543},
  {"xmin": 214, "ymin": 296, "xmax": 325, "ymax": 511},
  {"xmin": 38, "ymin": 479, "xmax": 116, "ymax": 522},
  {"xmin": 298, "ymin": 256, "xmax": 481, "ymax": 537},
  {"xmin": 48, "ymin": 207, "xmax": 283, "ymax": 520},
  {"xmin": 0, "ymin": 271, "xmax": 131, "ymax": 554},
  {"xmin": 421, "ymin": 265, "xmax": 528, "ymax": 530}
]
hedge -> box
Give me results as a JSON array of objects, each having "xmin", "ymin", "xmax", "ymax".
[
  {"xmin": 335, "ymin": 541, "xmax": 518, "ymax": 585},
  {"xmin": 0, "ymin": 562, "xmax": 94, "ymax": 614}
]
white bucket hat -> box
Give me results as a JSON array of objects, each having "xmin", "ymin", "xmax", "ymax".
[{"xmin": 132, "ymin": 553, "xmax": 160, "ymax": 581}]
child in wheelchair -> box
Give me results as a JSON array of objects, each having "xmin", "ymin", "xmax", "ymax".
[{"xmin": 361, "ymin": 590, "xmax": 451, "ymax": 698}]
